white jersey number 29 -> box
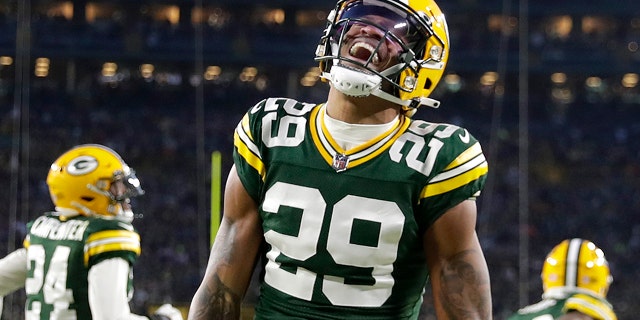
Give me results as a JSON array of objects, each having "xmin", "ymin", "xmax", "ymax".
[{"xmin": 262, "ymin": 182, "xmax": 405, "ymax": 307}]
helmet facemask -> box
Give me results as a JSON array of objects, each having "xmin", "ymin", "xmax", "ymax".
[
  {"xmin": 316, "ymin": 0, "xmax": 448, "ymax": 110},
  {"xmin": 84, "ymin": 168, "xmax": 145, "ymax": 222}
]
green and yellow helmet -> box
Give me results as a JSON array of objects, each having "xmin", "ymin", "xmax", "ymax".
[
  {"xmin": 46, "ymin": 144, "xmax": 144, "ymax": 219},
  {"xmin": 316, "ymin": 0, "xmax": 450, "ymax": 111},
  {"xmin": 541, "ymin": 238, "xmax": 613, "ymax": 298}
]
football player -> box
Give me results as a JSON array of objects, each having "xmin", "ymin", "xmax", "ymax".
[
  {"xmin": 189, "ymin": 0, "xmax": 492, "ymax": 319},
  {"xmin": 0, "ymin": 144, "xmax": 182, "ymax": 320},
  {"xmin": 508, "ymin": 238, "xmax": 617, "ymax": 320}
]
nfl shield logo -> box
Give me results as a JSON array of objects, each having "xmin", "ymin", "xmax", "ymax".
[{"xmin": 332, "ymin": 154, "xmax": 349, "ymax": 172}]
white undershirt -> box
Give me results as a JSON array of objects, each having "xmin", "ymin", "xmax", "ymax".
[
  {"xmin": 0, "ymin": 248, "xmax": 28, "ymax": 315},
  {"xmin": 323, "ymin": 110, "xmax": 399, "ymax": 151},
  {"xmin": 88, "ymin": 258, "xmax": 150, "ymax": 320}
]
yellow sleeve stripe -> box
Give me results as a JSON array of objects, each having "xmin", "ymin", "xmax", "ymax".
[
  {"xmin": 445, "ymin": 142, "xmax": 483, "ymax": 171},
  {"xmin": 240, "ymin": 113, "xmax": 253, "ymax": 141},
  {"xmin": 86, "ymin": 230, "xmax": 139, "ymax": 242},
  {"xmin": 421, "ymin": 159, "xmax": 488, "ymax": 198},
  {"xmin": 564, "ymin": 294, "xmax": 617, "ymax": 320},
  {"xmin": 234, "ymin": 126, "xmax": 266, "ymax": 181},
  {"xmin": 84, "ymin": 230, "xmax": 141, "ymax": 265}
]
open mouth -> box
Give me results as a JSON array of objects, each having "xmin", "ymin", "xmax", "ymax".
[{"xmin": 349, "ymin": 42, "xmax": 380, "ymax": 65}]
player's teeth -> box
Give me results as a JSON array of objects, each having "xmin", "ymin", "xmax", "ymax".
[{"xmin": 350, "ymin": 42, "xmax": 379, "ymax": 64}]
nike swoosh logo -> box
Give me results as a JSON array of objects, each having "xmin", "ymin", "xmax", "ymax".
[{"xmin": 458, "ymin": 129, "xmax": 470, "ymax": 144}]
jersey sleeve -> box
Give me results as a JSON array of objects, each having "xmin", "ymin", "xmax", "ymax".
[
  {"xmin": 234, "ymin": 97, "xmax": 317, "ymax": 201},
  {"xmin": 414, "ymin": 123, "xmax": 489, "ymax": 227},
  {"xmin": 563, "ymin": 293, "xmax": 617, "ymax": 320},
  {"xmin": 84, "ymin": 219, "xmax": 141, "ymax": 268},
  {"xmin": 233, "ymin": 98, "xmax": 269, "ymax": 202}
]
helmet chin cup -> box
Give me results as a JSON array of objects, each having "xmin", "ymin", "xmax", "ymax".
[
  {"xmin": 119, "ymin": 209, "xmax": 135, "ymax": 223},
  {"xmin": 327, "ymin": 65, "xmax": 382, "ymax": 97}
]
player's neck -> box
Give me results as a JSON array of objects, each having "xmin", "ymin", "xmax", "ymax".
[{"xmin": 326, "ymin": 87, "xmax": 401, "ymax": 125}]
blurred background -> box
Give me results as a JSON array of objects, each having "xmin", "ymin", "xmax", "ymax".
[{"xmin": 0, "ymin": 0, "xmax": 639, "ymax": 319}]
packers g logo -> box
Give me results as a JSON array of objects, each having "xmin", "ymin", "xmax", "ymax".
[{"xmin": 67, "ymin": 155, "xmax": 99, "ymax": 176}]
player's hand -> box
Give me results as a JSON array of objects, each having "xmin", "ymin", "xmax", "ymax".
[{"xmin": 150, "ymin": 303, "xmax": 184, "ymax": 320}]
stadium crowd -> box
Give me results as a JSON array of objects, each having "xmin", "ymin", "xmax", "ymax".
[{"xmin": 1, "ymin": 62, "xmax": 639, "ymax": 318}]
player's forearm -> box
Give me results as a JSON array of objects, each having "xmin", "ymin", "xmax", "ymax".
[
  {"xmin": 189, "ymin": 171, "xmax": 261, "ymax": 320},
  {"xmin": 188, "ymin": 273, "xmax": 242, "ymax": 320},
  {"xmin": 0, "ymin": 248, "xmax": 28, "ymax": 296},
  {"xmin": 435, "ymin": 249, "xmax": 492, "ymax": 319}
]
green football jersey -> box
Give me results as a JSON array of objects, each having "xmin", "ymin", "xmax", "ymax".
[
  {"xmin": 233, "ymin": 98, "xmax": 488, "ymax": 319},
  {"xmin": 507, "ymin": 291, "xmax": 617, "ymax": 320},
  {"xmin": 24, "ymin": 212, "xmax": 141, "ymax": 319}
]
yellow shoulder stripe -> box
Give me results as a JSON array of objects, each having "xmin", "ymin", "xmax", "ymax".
[
  {"xmin": 241, "ymin": 113, "xmax": 253, "ymax": 141},
  {"xmin": 84, "ymin": 230, "xmax": 141, "ymax": 265},
  {"xmin": 564, "ymin": 293, "xmax": 617, "ymax": 320},
  {"xmin": 234, "ymin": 131, "xmax": 266, "ymax": 181},
  {"xmin": 445, "ymin": 142, "xmax": 483, "ymax": 170}
]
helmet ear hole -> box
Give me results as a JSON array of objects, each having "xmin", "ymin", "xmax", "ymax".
[{"xmin": 423, "ymin": 78, "xmax": 433, "ymax": 90}]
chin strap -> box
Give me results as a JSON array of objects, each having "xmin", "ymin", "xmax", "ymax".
[
  {"xmin": 324, "ymin": 65, "xmax": 441, "ymax": 113},
  {"xmin": 413, "ymin": 96, "xmax": 441, "ymax": 108}
]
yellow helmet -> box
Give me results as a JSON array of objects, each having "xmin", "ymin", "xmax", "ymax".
[
  {"xmin": 46, "ymin": 144, "xmax": 144, "ymax": 220},
  {"xmin": 541, "ymin": 238, "xmax": 613, "ymax": 298},
  {"xmin": 315, "ymin": 0, "xmax": 450, "ymax": 110}
]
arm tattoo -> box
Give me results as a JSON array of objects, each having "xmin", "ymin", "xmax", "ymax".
[
  {"xmin": 439, "ymin": 250, "xmax": 491, "ymax": 319},
  {"xmin": 191, "ymin": 274, "xmax": 242, "ymax": 320}
]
